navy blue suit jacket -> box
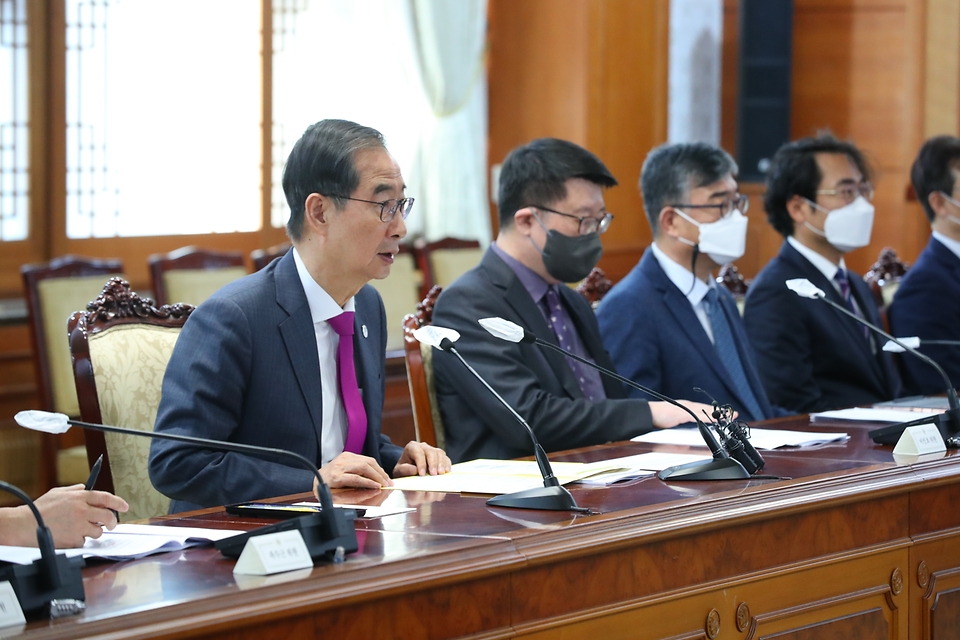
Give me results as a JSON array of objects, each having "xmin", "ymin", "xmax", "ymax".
[
  {"xmin": 431, "ymin": 248, "xmax": 653, "ymax": 463},
  {"xmin": 149, "ymin": 250, "xmax": 402, "ymax": 513},
  {"xmin": 597, "ymin": 249, "xmax": 785, "ymax": 422},
  {"xmin": 743, "ymin": 241, "xmax": 901, "ymax": 413},
  {"xmin": 888, "ymin": 237, "xmax": 960, "ymax": 395}
]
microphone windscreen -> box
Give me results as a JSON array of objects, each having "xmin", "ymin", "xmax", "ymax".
[
  {"xmin": 15, "ymin": 411, "xmax": 72, "ymax": 434},
  {"xmin": 413, "ymin": 326, "xmax": 461, "ymax": 349}
]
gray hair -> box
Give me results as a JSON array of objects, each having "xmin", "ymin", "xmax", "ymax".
[{"xmin": 639, "ymin": 142, "xmax": 738, "ymax": 236}]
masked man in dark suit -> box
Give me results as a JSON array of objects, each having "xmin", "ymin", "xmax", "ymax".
[
  {"xmin": 743, "ymin": 134, "xmax": 901, "ymax": 413},
  {"xmin": 598, "ymin": 143, "xmax": 789, "ymax": 423},
  {"xmin": 150, "ymin": 120, "xmax": 450, "ymax": 512},
  {"xmin": 888, "ymin": 135, "xmax": 960, "ymax": 395},
  {"xmin": 432, "ymin": 138, "xmax": 712, "ymax": 464}
]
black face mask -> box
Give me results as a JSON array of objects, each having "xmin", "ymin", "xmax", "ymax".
[{"xmin": 533, "ymin": 223, "xmax": 603, "ymax": 282}]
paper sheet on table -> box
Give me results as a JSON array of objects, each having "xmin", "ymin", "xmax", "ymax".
[
  {"xmin": 0, "ymin": 524, "xmax": 243, "ymax": 565},
  {"xmin": 573, "ymin": 453, "xmax": 710, "ymax": 485},
  {"xmin": 810, "ymin": 407, "xmax": 942, "ymax": 423},
  {"xmin": 386, "ymin": 458, "xmax": 631, "ymax": 495},
  {"xmin": 631, "ymin": 426, "xmax": 849, "ymax": 450},
  {"xmin": 293, "ymin": 503, "xmax": 416, "ymax": 519}
]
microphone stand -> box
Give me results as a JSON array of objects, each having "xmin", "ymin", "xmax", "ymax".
[
  {"xmin": 807, "ymin": 294, "xmax": 960, "ymax": 445},
  {"xmin": 0, "ymin": 481, "xmax": 85, "ymax": 616},
  {"xmin": 15, "ymin": 413, "xmax": 358, "ymax": 562},
  {"xmin": 435, "ymin": 338, "xmax": 590, "ymax": 511},
  {"xmin": 477, "ymin": 319, "xmax": 755, "ymax": 481}
]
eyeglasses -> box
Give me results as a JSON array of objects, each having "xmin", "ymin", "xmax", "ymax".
[
  {"xmin": 531, "ymin": 205, "xmax": 614, "ymax": 235},
  {"xmin": 668, "ymin": 194, "xmax": 749, "ymax": 219},
  {"xmin": 816, "ymin": 182, "xmax": 874, "ymax": 204},
  {"xmin": 324, "ymin": 194, "xmax": 415, "ymax": 222}
]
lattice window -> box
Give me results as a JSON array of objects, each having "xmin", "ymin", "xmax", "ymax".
[
  {"xmin": 65, "ymin": 0, "xmax": 261, "ymax": 238},
  {"xmin": 0, "ymin": 0, "xmax": 28, "ymax": 242}
]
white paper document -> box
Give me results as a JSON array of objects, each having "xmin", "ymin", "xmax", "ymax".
[
  {"xmin": 632, "ymin": 426, "xmax": 848, "ymax": 450},
  {"xmin": 0, "ymin": 524, "xmax": 243, "ymax": 565},
  {"xmin": 573, "ymin": 453, "xmax": 710, "ymax": 485},
  {"xmin": 810, "ymin": 407, "xmax": 941, "ymax": 423}
]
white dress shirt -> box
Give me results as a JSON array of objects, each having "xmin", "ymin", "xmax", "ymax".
[
  {"xmin": 787, "ymin": 235, "xmax": 850, "ymax": 298},
  {"xmin": 933, "ymin": 230, "xmax": 960, "ymax": 262},
  {"xmin": 651, "ymin": 243, "xmax": 716, "ymax": 343},
  {"xmin": 293, "ymin": 248, "xmax": 355, "ymax": 466}
]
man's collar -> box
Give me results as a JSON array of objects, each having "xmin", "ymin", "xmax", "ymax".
[
  {"xmin": 490, "ymin": 243, "xmax": 550, "ymax": 303},
  {"xmin": 651, "ymin": 242, "xmax": 712, "ymax": 305},
  {"xmin": 787, "ymin": 235, "xmax": 847, "ymax": 278},
  {"xmin": 932, "ymin": 230, "xmax": 960, "ymax": 262},
  {"xmin": 292, "ymin": 247, "xmax": 355, "ymax": 324}
]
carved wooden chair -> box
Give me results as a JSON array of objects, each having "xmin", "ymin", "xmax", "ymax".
[
  {"xmin": 251, "ymin": 242, "xmax": 292, "ymax": 272},
  {"xmin": 69, "ymin": 278, "xmax": 195, "ymax": 521},
  {"xmin": 864, "ymin": 248, "xmax": 909, "ymax": 332},
  {"xmin": 402, "ymin": 286, "xmax": 445, "ymax": 449},
  {"xmin": 148, "ymin": 246, "xmax": 247, "ymax": 306},
  {"xmin": 716, "ymin": 263, "xmax": 751, "ymax": 315},
  {"xmin": 575, "ymin": 267, "xmax": 613, "ymax": 310},
  {"xmin": 413, "ymin": 237, "xmax": 483, "ymax": 300},
  {"xmin": 368, "ymin": 245, "xmax": 423, "ymax": 354},
  {"xmin": 21, "ymin": 255, "xmax": 125, "ymax": 489}
]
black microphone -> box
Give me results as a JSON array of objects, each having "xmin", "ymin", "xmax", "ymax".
[
  {"xmin": 476, "ymin": 318, "xmax": 756, "ymax": 481},
  {"xmin": 14, "ymin": 411, "xmax": 358, "ymax": 562},
  {"xmin": 412, "ymin": 325, "xmax": 588, "ymax": 511},
  {"xmin": 785, "ymin": 278, "xmax": 960, "ymax": 445},
  {"xmin": 0, "ymin": 480, "xmax": 85, "ymax": 617}
]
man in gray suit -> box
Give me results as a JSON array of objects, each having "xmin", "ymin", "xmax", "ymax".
[
  {"xmin": 432, "ymin": 138, "xmax": 711, "ymax": 463},
  {"xmin": 150, "ymin": 120, "xmax": 450, "ymax": 512}
]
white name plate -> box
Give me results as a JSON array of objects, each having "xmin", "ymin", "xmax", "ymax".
[
  {"xmin": 0, "ymin": 581, "xmax": 26, "ymax": 629},
  {"xmin": 893, "ymin": 424, "xmax": 947, "ymax": 456},
  {"xmin": 232, "ymin": 530, "xmax": 313, "ymax": 576}
]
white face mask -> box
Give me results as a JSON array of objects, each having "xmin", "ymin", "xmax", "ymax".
[
  {"xmin": 938, "ymin": 192, "xmax": 960, "ymax": 227},
  {"xmin": 804, "ymin": 195, "xmax": 874, "ymax": 253},
  {"xmin": 674, "ymin": 208, "xmax": 749, "ymax": 265}
]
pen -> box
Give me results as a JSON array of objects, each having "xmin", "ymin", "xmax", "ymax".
[{"xmin": 85, "ymin": 454, "xmax": 103, "ymax": 491}]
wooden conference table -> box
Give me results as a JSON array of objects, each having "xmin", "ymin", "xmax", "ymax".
[{"xmin": 12, "ymin": 414, "xmax": 960, "ymax": 640}]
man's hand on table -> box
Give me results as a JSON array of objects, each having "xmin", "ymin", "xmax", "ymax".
[{"xmin": 393, "ymin": 441, "xmax": 452, "ymax": 478}]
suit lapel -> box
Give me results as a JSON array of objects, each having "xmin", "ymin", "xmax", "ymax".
[{"xmin": 274, "ymin": 253, "xmax": 325, "ymax": 449}]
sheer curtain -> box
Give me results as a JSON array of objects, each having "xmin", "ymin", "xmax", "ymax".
[
  {"xmin": 408, "ymin": 0, "xmax": 490, "ymax": 244},
  {"xmin": 271, "ymin": 0, "xmax": 489, "ymax": 244}
]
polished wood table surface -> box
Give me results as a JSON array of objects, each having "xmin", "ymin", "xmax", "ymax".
[{"xmin": 11, "ymin": 415, "xmax": 960, "ymax": 639}]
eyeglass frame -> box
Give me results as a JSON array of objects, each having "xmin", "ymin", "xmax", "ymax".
[
  {"xmin": 323, "ymin": 194, "xmax": 415, "ymax": 222},
  {"xmin": 528, "ymin": 205, "xmax": 614, "ymax": 235},
  {"xmin": 814, "ymin": 181, "xmax": 874, "ymax": 204},
  {"xmin": 666, "ymin": 194, "xmax": 750, "ymax": 219}
]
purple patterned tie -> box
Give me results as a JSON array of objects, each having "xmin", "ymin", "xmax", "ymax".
[
  {"xmin": 543, "ymin": 286, "xmax": 600, "ymax": 400},
  {"xmin": 327, "ymin": 311, "xmax": 367, "ymax": 454},
  {"xmin": 834, "ymin": 269, "xmax": 869, "ymax": 340}
]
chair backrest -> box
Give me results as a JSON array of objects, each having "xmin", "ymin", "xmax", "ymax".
[
  {"xmin": 251, "ymin": 242, "xmax": 292, "ymax": 272},
  {"xmin": 69, "ymin": 278, "xmax": 195, "ymax": 521},
  {"xmin": 414, "ymin": 237, "xmax": 482, "ymax": 299},
  {"xmin": 864, "ymin": 247, "xmax": 909, "ymax": 308},
  {"xmin": 716, "ymin": 263, "xmax": 751, "ymax": 315},
  {"xmin": 575, "ymin": 267, "xmax": 613, "ymax": 310},
  {"xmin": 402, "ymin": 286, "xmax": 445, "ymax": 449},
  {"xmin": 368, "ymin": 246, "xmax": 423, "ymax": 353},
  {"xmin": 148, "ymin": 246, "xmax": 247, "ymax": 306},
  {"xmin": 21, "ymin": 256, "xmax": 125, "ymax": 489}
]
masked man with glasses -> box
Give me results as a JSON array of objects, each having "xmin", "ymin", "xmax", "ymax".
[
  {"xmin": 597, "ymin": 142, "xmax": 791, "ymax": 423},
  {"xmin": 743, "ymin": 133, "xmax": 901, "ymax": 413},
  {"xmin": 887, "ymin": 135, "xmax": 960, "ymax": 395},
  {"xmin": 150, "ymin": 120, "xmax": 450, "ymax": 512},
  {"xmin": 431, "ymin": 138, "xmax": 713, "ymax": 463}
]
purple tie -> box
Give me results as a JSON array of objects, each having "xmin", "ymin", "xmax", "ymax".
[
  {"xmin": 834, "ymin": 269, "xmax": 869, "ymax": 340},
  {"xmin": 327, "ymin": 311, "xmax": 367, "ymax": 455},
  {"xmin": 543, "ymin": 286, "xmax": 600, "ymax": 400}
]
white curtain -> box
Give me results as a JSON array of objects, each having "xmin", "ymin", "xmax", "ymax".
[
  {"xmin": 668, "ymin": 0, "xmax": 723, "ymax": 145},
  {"xmin": 408, "ymin": 0, "xmax": 490, "ymax": 244}
]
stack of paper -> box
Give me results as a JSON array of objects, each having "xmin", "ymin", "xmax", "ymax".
[
  {"xmin": 0, "ymin": 523, "xmax": 242, "ymax": 565},
  {"xmin": 810, "ymin": 407, "xmax": 940, "ymax": 423},
  {"xmin": 631, "ymin": 426, "xmax": 848, "ymax": 450}
]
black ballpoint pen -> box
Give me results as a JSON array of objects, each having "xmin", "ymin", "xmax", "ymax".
[{"xmin": 85, "ymin": 454, "xmax": 103, "ymax": 491}]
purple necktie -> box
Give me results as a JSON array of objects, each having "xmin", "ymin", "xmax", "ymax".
[
  {"xmin": 834, "ymin": 269, "xmax": 869, "ymax": 340},
  {"xmin": 543, "ymin": 286, "xmax": 601, "ymax": 400},
  {"xmin": 327, "ymin": 311, "xmax": 367, "ymax": 455}
]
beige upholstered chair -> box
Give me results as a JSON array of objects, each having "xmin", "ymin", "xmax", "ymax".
[
  {"xmin": 69, "ymin": 278, "xmax": 195, "ymax": 521},
  {"xmin": 148, "ymin": 246, "xmax": 247, "ymax": 306},
  {"xmin": 21, "ymin": 256, "xmax": 125, "ymax": 489},
  {"xmin": 402, "ymin": 286, "xmax": 445, "ymax": 450},
  {"xmin": 368, "ymin": 246, "xmax": 423, "ymax": 353},
  {"xmin": 413, "ymin": 237, "xmax": 483, "ymax": 299}
]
